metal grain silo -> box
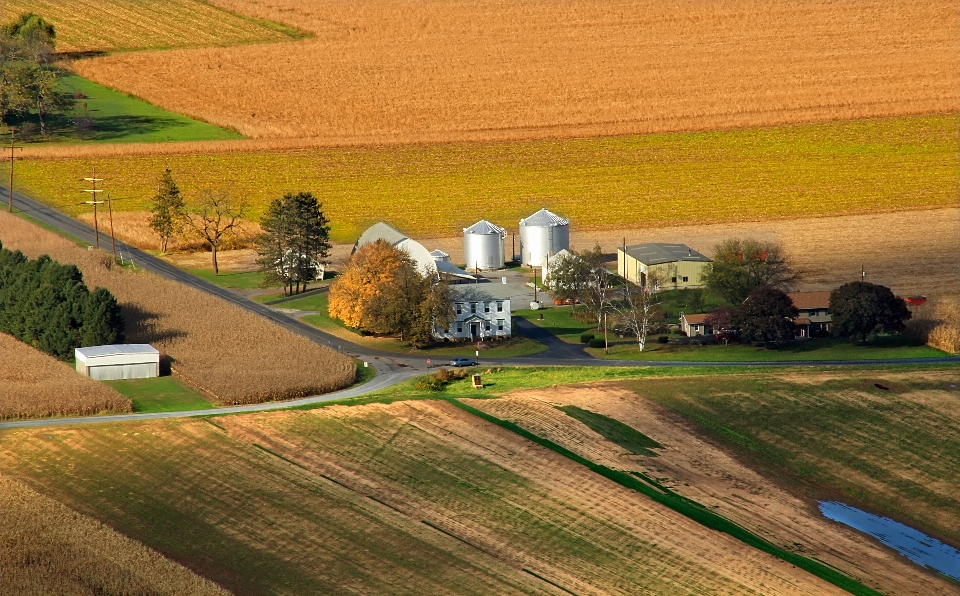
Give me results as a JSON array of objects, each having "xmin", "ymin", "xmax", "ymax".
[
  {"xmin": 519, "ymin": 208, "xmax": 569, "ymax": 267},
  {"xmin": 463, "ymin": 220, "xmax": 506, "ymax": 270}
]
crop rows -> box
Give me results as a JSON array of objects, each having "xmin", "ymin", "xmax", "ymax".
[
  {"xmin": 67, "ymin": 0, "xmax": 959, "ymax": 142},
  {"xmin": 0, "ymin": 331, "xmax": 131, "ymax": 419},
  {"xmin": 12, "ymin": 114, "xmax": 959, "ymax": 244},
  {"xmin": 1, "ymin": 0, "xmax": 294, "ymax": 53},
  {"xmin": 0, "ymin": 474, "xmax": 230, "ymax": 595},
  {"xmin": 0, "ymin": 211, "xmax": 356, "ymax": 405}
]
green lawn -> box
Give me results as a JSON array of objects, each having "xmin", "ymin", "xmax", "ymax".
[
  {"xmin": 104, "ymin": 376, "xmax": 214, "ymax": 413},
  {"xmin": 514, "ymin": 306, "xmax": 598, "ymax": 343},
  {"xmin": 296, "ymin": 294, "xmax": 547, "ymax": 358},
  {"xmin": 589, "ymin": 335, "xmax": 948, "ymax": 361},
  {"xmin": 184, "ymin": 268, "xmax": 268, "ymax": 290},
  {"xmin": 18, "ymin": 73, "xmax": 242, "ymax": 145}
]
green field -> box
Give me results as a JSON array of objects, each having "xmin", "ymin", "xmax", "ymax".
[
  {"xmin": 105, "ymin": 376, "xmax": 214, "ymax": 412},
  {"xmin": 13, "ymin": 114, "xmax": 959, "ymax": 242},
  {"xmin": 625, "ymin": 368, "xmax": 960, "ymax": 547},
  {"xmin": 15, "ymin": 74, "xmax": 242, "ymax": 145}
]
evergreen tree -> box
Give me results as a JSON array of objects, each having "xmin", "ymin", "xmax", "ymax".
[
  {"xmin": 255, "ymin": 192, "xmax": 331, "ymax": 295},
  {"xmin": 149, "ymin": 169, "xmax": 185, "ymax": 253},
  {"xmin": 81, "ymin": 287, "xmax": 125, "ymax": 347}
]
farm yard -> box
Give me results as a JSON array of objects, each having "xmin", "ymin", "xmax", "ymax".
[
  {"xmin": 60, "ymin": 0, "xmax": 959, "ymax": 143},
  {"xmin": 0, "ymin": 210, "xmax": 357, "ymax": 405},
  {"xmin": 0, "ymin": 396, "xmax": 863, "ymax": 596},
  {"xmin": 11, "ymin": 114, "xmax": 958, "ymax": 244},
  {"xmin": 0, "ymin": 474, "xmax": 231, "ymax": 595},
  {"xmin": 0, "ymin": 332, "xmax": 132, "ymax": 420},
  {"xmin": 0, "ymin": 0, "xmax": 300, "ymax": 53}
]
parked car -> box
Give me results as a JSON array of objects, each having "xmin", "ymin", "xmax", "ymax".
[{"xmin": 449, "ymin": 357, "xmax": 477, "ymax": 367}]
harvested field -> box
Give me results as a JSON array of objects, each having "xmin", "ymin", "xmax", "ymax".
[
  {"xmin": 908, "ymin": 297, "xmax": 960, "ymax": 354},
  {"xmin": 67, "ymin": 0, "xmax": 959, "ymax": 142},
  {"xmin": 464, "ymin": 375, "xmax": 960, "ymax": 595},
  {"xmin": 0, "ymin": 403, "xmax": 852, "ymax": 595},
  {"xmin": 12, "ymin": 114, "xmax": 959, "ymax": 243},
  {"xmin": 0, "ymin": 332, "xmax": 131, "ymax": 420},
  {"xmin": 0, "ymin": 473, "xmax": 230, "ymax": 595},
  {"xmin": 0, "ymin": 0, "xmax": 296, "ymax": 53},
  {"xmin": 0, "ymin": 211, "xmax": 356, "ymax": 405}
]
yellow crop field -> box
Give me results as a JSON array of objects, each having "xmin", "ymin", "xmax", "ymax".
[
  {"xmin": 11, "ymin": 114, "xmax": 960, "ymax": 243},
  {"xmin": 0, "ymin": 401, "xmax": 854, "ymax": 594},
  {"xmin": 0, "ymin": 211, "xmax": 356, "ymax": 404},
  {"xmin": 0, "ymin": 0, "xmax": 299, "ymax": 53},
  {"xmin": 0, "ymin": 332, "xmax": 132, "ymax": 419},
  {"xmin": 0, "ymin": 474, "xmax": 231, "ymax": 595},
  {"xmin": 67, "ymin": 0, "xmax": 959, "ymax": 143}
]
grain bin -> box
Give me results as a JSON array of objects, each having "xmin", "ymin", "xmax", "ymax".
[
  {"xmin": 519, "ymin": 208, "xmax": 569, "ymax": 267},
  {"xmin": 463, "ymin": 220, "xmax": 506, "ymax": 270},
  {"xmin": 430, "ymin": 249, "xmax": 451, "ymax": 263}
]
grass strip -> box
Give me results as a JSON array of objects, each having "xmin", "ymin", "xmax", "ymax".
[
  {"xmin": 556, "ymin": 405, "xmax": 662, "ymax": 456},
  {"xmin": 448, "ymin": 398, "xmax": 885, "ymax": 596},
  {"xmin": 521, "ymin": 568, "xmax": 580, "ymax": 596}
]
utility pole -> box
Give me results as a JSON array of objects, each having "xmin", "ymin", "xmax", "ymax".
[
  {"xmin": 82, "ymin": 170, "xmax": 105, "ymax": 248},
  {"xmin": 5, "ymin": 128, "xmax": 23, "ymax": 213},
  {"xmin": 861, "ymin": 265, "xmax": 866, "ymax": 282},
  {"xmin": 106, "ymin": 192, "xmax": 117, "ymax": 263}
]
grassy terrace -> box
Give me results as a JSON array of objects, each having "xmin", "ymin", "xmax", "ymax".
[{"xmin": 106, "ymin": 376, "xmax": 214, "ymax": 413}]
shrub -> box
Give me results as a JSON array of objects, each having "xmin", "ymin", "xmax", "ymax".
[
  {"xmin": 587, "ymin": 338, "xmax": 606, "ymax": 349},
  {"xmin": 579, "ymin": 332, "xmax": 594, "ymax": 343},
  {"xmin": 657, "ymin": 335, "xmax": 669, "ymax": 344},
  {"xmin": 414, "ymin": 368, "xmax": 467, "ymax": 392}
]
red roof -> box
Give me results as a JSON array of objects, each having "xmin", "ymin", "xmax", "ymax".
[
  {"xmin": 787, "ymin": 291, "xmax": 831, "ymax": 310},
  {"xmin": 682, "ymin": 313, "xmax": 710, "ymax": 325}
]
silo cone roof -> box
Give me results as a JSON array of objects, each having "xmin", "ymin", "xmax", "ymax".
[
  {"xmin": 463, "ymin": 220, "xmax": 506, "ymax": 236},
  {"xmin": 520, "ymin": 208, "xmax": 569, "ymax": 227}
]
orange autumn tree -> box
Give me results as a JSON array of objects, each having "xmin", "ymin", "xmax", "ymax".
[{"xmin": 328, "ymin": 240, "xmax": 452, "ymax": 344}]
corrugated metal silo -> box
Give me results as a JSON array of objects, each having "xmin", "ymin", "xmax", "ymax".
[
  {"xmin": 463, "ymin": 220, "xmax": 506, "ymax": 270},
  {"xmin": 519, "ymin": 208, "xmax": 570, "ymax": 267}
]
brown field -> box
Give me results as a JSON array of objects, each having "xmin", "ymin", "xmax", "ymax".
[
  {"xmin": 464, "ymin": 377, "xmax": 960, "ymax": 595},
  {"xmin": 0, "ymin": 332, "xmax": 131, "ymax": 420},
  {"xmin": 0, "ymin": 401, "xmax": 854, "ymax": 595},
  {"xmin": 0, "ymin": 0, "xmax": 293, "ymax": 53},
  {"xmin": 0, "ymin": 211, "xmax": 356, "ymax": 405},
  {"xmin": 77, "ymin": 211, "xmax": 261, "ymax": 253},
  {"xmin": 66, "ymin": 0, "xmax": 959, "ymax": 143},
  {"xmin": 0, "ymin": 473, "xmax": 231, "ymax": 596}
]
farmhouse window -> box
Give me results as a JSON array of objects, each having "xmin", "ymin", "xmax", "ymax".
[
  {"xmin": 496, "ymin": 301, "xmax": 503, "ymax": 312},
  {"xmin": 471, "ymin": 303, "xmax": 477, "ymax": 314},
  {"xmin": 457, "ymin": 324, "xmax": 463, "ymax": 333},
  {"xmin": 455, "ymin": 303, "xmax": 462, "ymax": 315},
  {"xmin": 485, "ymin": 323, "xmax": 491, "ymax": 331},
  {"xmin": 497, "ymin": 319, "xmax": 504, "ymax": 331},
  {"xmin": 682, "ymin": 276, "xmax": 688, "ymax": 282},
  {"xmin": 671, "ymin": 277, "xmax": 677, "ymax": 283},
  {"xmin": 484, "ymin": 302, "xmax": 490, "ymax": 313}
]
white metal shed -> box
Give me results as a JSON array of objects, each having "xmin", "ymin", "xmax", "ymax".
[{"xmin": 75, "ymin": 344, "xmax": 160, "ymax": 380}]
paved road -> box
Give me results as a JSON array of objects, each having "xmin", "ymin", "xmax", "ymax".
[{"xmin": 2, "ymin": 185, "xmax": 958, "ymax": 430}]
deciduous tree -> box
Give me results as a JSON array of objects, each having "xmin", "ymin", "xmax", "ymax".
[
  {"xmin": 704, "ymin": 239, "xmax": 799, "ymax": 304},
  {"xmin": 613, "ymin": 273, "xmax": 664, "ymax": 352},
  {"xmin": 830, "ymin": 282, "xmax": 911, "ymax": 341},
  {"xmin": 730, "ymin": 286, "xmax": 798, "ymax": 343},
  {"xmin": 182, "ymin": 190, "xmax": 246, "ymax": 276},
  {"xmin": 149, "ymin": 169, "xmax": 185, "ymax": 253}
]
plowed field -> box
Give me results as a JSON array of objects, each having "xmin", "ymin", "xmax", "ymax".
[{"xmin": 67, "ymin": 0, "xmax": 960, "ymax": 143}]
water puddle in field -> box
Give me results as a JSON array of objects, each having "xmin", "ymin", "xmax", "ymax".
[{"xmin": 819, "ymin": 501, "xmax": 960, "ymax": 581}]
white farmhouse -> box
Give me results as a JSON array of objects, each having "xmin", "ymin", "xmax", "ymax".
[
  {"xmin": 75, "ymin": 344, "xmax": 160, "ymax": 380},
  {"xmin": 436, "ymin": 283, "xmax": 513, "ymax": 341}
]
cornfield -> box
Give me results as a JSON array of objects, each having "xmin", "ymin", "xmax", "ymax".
[
  {"xmin": 907, "ymin": 298, "xmax": 960, "ymax": 354},
  {"xmin": 12, "ymin": 114, "xmax": 959, "ymax": 244},
  {"xmin": 0, "ymin": 211, "xmax": 357, "ymax": 405},
  {"xmin": 0, "ymin": 332, "xmax": 131, "ymax": 419},
  {"xmin": 66, "ymin": 0, "xmax": 959, "ymax": 142},
  {"xmin": 0, "ymin": 0, "xmax": 294, "ymax": 53},
  {"xmin": 0, "ymin": 473, "xmax": 231, "ymax": 595}
]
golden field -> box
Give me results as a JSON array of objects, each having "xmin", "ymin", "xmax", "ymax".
[
  {"xmin": 0, "ymin": 0, "xmax": 296, "ymax": 53},
  {"xmin": 0, "ymin": 211, "xmax": 356, "ymax": 405},
  {"xmin": 11, "ymin": 114, "xmax": 959, "ymax": 243},
  {"xmin": 0, "ymin": 474, "xmax": 231, "ymax": 596},
  {"xmin": 0, "ymin": 332, "xmax": 131, "ymax": 419},
  {"xmin": 66, "ymin": 0, "xmax": 960, "ymax": 143},
  {"xmin": 0, "ymin": 400, "xmax": 856, "ymax": 595}
]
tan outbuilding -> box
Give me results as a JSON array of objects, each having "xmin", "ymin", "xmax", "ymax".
[{"xmin": 617, "ymin": 243, "xmax": 711, "ymax": 290}]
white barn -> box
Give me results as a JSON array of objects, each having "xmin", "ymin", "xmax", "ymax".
[
  {"xmin": 436, "ymin": 284, "xmax": 513, "ymax": 341},
  {"xmin": 75, "ymin": 344, "xmax": 160, "ymax": 380}
]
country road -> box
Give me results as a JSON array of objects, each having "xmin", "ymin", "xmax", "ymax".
[{"xmin": 1, "ymin": 185, "xmax": 957, "ymax": 430}]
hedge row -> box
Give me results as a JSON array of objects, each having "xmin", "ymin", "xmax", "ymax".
[{"xmin": 0, "ymin": 244, "xmax": 124, "ymax": 360}]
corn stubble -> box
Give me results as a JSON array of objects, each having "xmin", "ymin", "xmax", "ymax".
[
  {"xmin": 0, "ymin": 211, "xmax": 356, "ymax": 405},
  {"xmin": 69, "ymin": 0, "xmax": 959, "ymax": 143},
  {"xmin": 0, "ymin": 474, "xmax": 231, "ymax": 596},
  {"xmin": 0, "ymin": 332, "xmax": 131, "ymax": 419}
]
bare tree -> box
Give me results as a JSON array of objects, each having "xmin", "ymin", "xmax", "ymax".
[
  {"xmin": 613, "ymin": 273, "xmax": 663, "ymax": 352},
  {"xmin": 182, "ymin": 190, "xmax": 246, "ymax": 275}
]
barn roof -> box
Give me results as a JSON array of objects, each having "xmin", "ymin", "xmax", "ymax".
[
  {"xmin": 620, "ymin": 243, "xmax": 711, "ymax": 265},
  {"xmin": 75, "ymin": 344, "xmax": 159, "ymax": 359}
]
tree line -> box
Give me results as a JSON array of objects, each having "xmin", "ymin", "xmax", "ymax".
[
  {"xmin": 0, "ymin": 13, "xmax": 70, "ymax": 136},
  {"xmin": 0, "ymin": 243, "xmax": 124, "ymax": 360}
]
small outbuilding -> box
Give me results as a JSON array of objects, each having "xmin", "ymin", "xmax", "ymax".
[
  {"xmin": 75, "ymin": 344, "xmax": 160, "ymax": 380},
  {"xmin": 617, "ymin": 243, "xmax": 712, "ymax": 290}
]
